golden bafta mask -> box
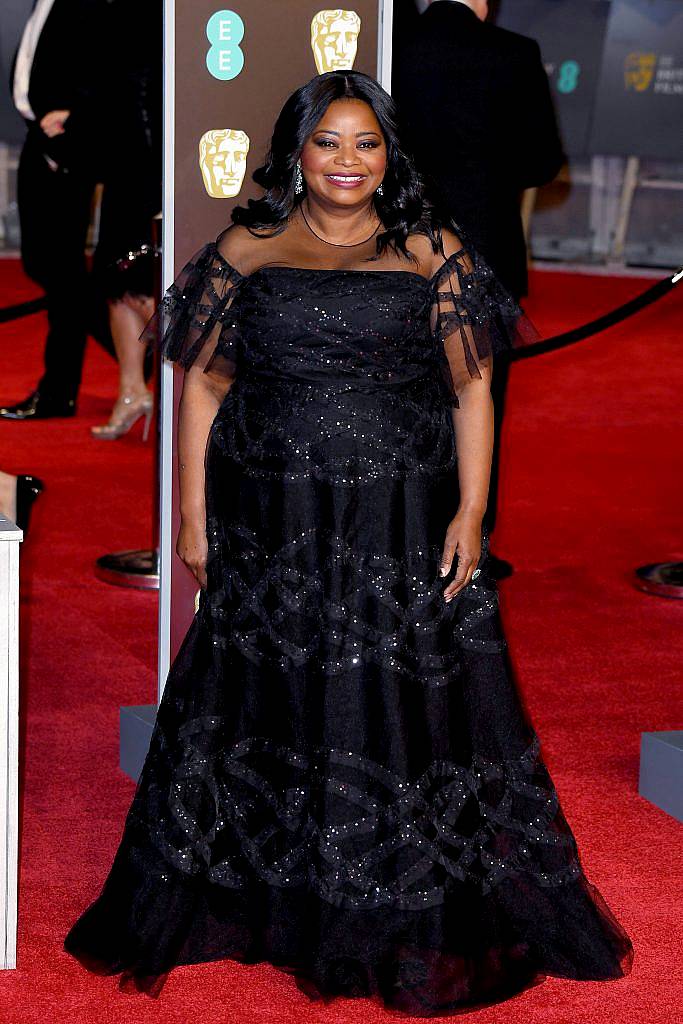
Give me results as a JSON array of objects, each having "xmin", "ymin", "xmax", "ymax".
[
  {"xmin": 624, "ymin": 52, "xmax": 656, "ymax": 92},
  {"xmin": 311, "ymin": 10, "xmax": 361, "ymax": 74},
  {"xmin": 199, "ymin": 129, "xmax": 250, "ymax": 199}
]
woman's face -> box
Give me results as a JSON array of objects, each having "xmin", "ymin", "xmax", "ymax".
[{"xmin": 299, "ymin": 98, "xmax": 387, "ymax": 207}]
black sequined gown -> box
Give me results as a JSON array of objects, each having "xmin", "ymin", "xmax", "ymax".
[{"xmin": 65, "ymin": 223, "xmax": 632, "ymax": 1014}]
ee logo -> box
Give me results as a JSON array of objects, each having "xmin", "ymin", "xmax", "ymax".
[
  {"xmin": 206, "ymin": 10, "xmax": 245, "ymax": 81},
  {"xmin": 557, "ymin": 60, "xmax": 580, "ymax": 94}
]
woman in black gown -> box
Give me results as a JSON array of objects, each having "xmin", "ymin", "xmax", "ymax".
[{"xmin": 65, "ymin": 72, "xmax": 633, "ymax": 1014}]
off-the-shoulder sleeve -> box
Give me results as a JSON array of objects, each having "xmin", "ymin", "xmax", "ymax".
[
  {"xmin": 141, "ymin": 241, "xmax": 244, "ymax": 376},
  {"xmin": 430, "ymin": 233, "xmax": 538, "ymax": 405}
]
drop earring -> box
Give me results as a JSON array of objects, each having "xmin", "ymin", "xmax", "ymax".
[
  {"xmin": 295, "ymin": 162, "xmax": 304, "ymax": 195},
  {"xmin": 376, "ymin": 182, "xmax": 384, "ymax": 196}
]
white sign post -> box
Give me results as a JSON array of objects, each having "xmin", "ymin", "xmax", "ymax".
[{"xmin": 0, "ymin": 515, "xmax": 21, "ymax": 969}]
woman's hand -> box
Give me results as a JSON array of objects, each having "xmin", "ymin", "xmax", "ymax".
[
  {"xmin": 176, "ymin": 517, "xmax": 208, "ymax": 588},
  {"xmin": 440, "ymin": 508, "xmax": 483, "ymax": 602},
  {"xmin": 40, "ymin": 110, "xmax": 70, "ymax": 137}
]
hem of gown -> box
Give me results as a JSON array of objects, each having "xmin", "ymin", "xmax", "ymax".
[
  {"xmin": 63, "ymin": 940, "xmax": 633, "ymax": 1018},
  {"xmin": 65, "ymin": 944, "xmax": 551, "ymax": 1016},
  {"xmin": 64, "ymin": 869, "xmax": 633, "ymax": 1017}
]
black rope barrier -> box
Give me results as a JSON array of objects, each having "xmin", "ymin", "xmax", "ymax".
[
  {"xmin": 0, "ymin": 296, "xmax": 47, "ymax": 324},
  {"xmin": 512, "ymin": 266, "xmax": 682, "ymax": 360},
  {"xmin": 0, "ymin": 267, "xmax": 680, "ymax": 351}
]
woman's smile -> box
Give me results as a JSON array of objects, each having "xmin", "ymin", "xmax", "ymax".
[{"xmin": 325, "ymin": 173, "xmax": 367, "ymax": 188}]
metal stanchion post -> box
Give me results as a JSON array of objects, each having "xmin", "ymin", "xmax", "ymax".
[
  {"xmin": 633, "ymin": 562, "xmax": 683, "ymax": 599},
  {"xmin": 94, "ymin": 217, "xmax": 162, "ymax": 590}
]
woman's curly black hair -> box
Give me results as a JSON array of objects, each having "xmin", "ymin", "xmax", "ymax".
[{"xmin": 231, "ymin": 71, "xmax": 444, "ymax": 260}]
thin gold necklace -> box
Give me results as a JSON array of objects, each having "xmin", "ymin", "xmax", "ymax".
[{"xmin": 300, "ymin": 203, "xmax": 381, "ymax": 248}]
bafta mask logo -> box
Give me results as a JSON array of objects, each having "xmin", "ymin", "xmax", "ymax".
[
  {"xmin": 199, "ymin": 129, "xmax": 250, "ymax": 198},
  {"xmin": 206, "ymin": 10, "xmax": 245, "ymax": 81},
  {"xmin": 311, "ymin": 10, "xmax": 361, "ymax": 74},
  {"xmin": 624, "ymin": 52, "xmax": 656, "ymax": 92}
]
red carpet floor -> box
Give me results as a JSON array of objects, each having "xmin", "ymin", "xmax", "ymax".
[{"xmin": 0, "ymin": 261, "xmax": 681, "ymax": 1023}]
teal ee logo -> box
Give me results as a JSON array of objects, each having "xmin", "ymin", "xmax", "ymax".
[
  {"xmin": 206, "ymin": 10, "xmax": 245, "ymax": 81},
  {"xmin": 557, "ymin": 60, "xmax": 580, "ymax": 94}
]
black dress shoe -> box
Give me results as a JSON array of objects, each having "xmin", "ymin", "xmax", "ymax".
[
  {"xmin": 15, "ymin": 475, "xmax": 44, "ymax": 534},
  {"xmin": 487, "ymin": 553, "xmax": 514, "ymax": 580},
  {"xmin": 0, "ymin": 390, "xmax": 76, "ymax": 420}
]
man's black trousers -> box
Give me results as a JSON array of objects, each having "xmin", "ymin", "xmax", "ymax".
[{"xmin": 17, "ymin": 129, "xmax": 96, "ymax": 404}]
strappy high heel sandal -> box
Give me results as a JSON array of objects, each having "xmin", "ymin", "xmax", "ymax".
[{"xmin": 90, "ymin": 391, "xmax": 154, "ymax": 441}]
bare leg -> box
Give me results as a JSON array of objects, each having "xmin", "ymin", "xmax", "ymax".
[
  {"xmin": 92, "ymin": 295, "xmax": 156, "ymax": 439},
  {"xmin": 0, "ymin": 471, "xmax": 17, "ymax": 522},
  {"xmin": 109, "ymin": 296, "xmax": 154, "ymax": 398}
]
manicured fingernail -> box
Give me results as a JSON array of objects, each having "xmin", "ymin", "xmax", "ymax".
[
  {"xmin": 440, "ymin": 565, "xmax": 448, "ymax": 577},
  {"xmin": 445, "ymin": 595, "xmax": 452, "ymax": 603}
]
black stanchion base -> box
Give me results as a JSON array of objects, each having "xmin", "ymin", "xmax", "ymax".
[
  {"xmin": 120, "ymin": 705, "xmax": 157, "ymax": 781},
  {"xmin": 633, "ymin": 561, "xmax": 683, "ymax": 599},
  {"xmin": 639, "ymin": 731, "xmax": 683, "ymax": 823},
  {"xmin": 95, "ymin": 549, "xmax": 160, "ymax": 590}
]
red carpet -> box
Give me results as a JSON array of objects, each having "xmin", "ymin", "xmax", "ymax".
[{"xmin": 0, "ymin": 260, "xmax": 681, "ymax": 1023}]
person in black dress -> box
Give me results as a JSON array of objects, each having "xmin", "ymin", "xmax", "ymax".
[
  {"xmin": 65, "ymin": 72, "xmax": 632, "ymax": 1015},
  {"xmin": 90, "ymin": 0, "xmax": 162, "ymax": 441},
  {"xmin": 393, "ymin": 0, "xmax": 565, "ymax": 563}
]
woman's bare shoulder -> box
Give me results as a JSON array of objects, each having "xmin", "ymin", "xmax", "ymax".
[
  {"xmin": 215, "ymin": 223, "xmax": 268, "ymax": 270},
  {"xmin": 404, "ymin": 230, "xmax": 439, "ymax": 277}
]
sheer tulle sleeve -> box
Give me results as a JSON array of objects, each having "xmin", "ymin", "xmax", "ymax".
[
  {"xmin": 430, "ymin": 230, "xmax": 538, "ymax": 405},
  {"xmin": 141, "ymin": 241, "xmax": 244, "ymax": 378}
]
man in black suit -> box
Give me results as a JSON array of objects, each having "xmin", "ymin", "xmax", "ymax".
[
  {"xmin": 393, "ymin": 0, "xmax": 563, "ymax": 298},
  {"xmin": 1, "ymin": 0, "xmax": 106, "ymax": 420},
  {"xmin": 393, "ymin": 0, "xmax": 563, "ymax": 569}
]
